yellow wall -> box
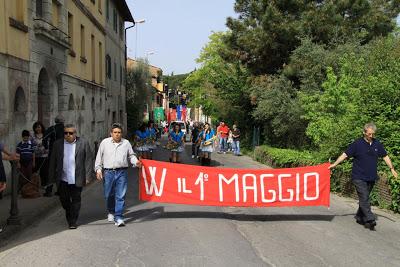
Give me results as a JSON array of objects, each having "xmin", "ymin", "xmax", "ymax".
[
  {"xmin": 0, "ymin": 0, "xmax": 6, "ymax": 55},
  {"xmin": 81, "ymin": 0, "xmax": 105, "ymax": 25},
  {"xmin": 52, "ymin": 0, "xmax": 59, "ymax": 27},
  {"xmin": 149, "ymin": 65, "xmax": 162, "ymax": 89},
  {"xmin": 67, "ymin": 0, "xmax": 105, "ymax": 85},
  {"xmin": 0, "ymin": 0, "xmax": 30, "ymax": 60}
]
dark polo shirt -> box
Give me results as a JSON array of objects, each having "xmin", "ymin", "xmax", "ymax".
[{"xmin": 345, "ymin": 138, "xmax": 387, "ymax": 181}]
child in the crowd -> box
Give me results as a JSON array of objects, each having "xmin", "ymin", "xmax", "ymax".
[
  {"xmin": 227, "ymin": 130, "xmax": 233, "ymax": 152},
  {"xmin": 16, "ymin": 130, "xmax": 36, "ymax": 189}
]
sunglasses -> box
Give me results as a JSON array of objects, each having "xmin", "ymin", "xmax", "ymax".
[{"xmin": 64, "ymin": 131, "xmax": 75, "ymax": 135}]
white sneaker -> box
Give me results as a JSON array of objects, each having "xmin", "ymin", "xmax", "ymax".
[
  {"xmin": 115, "ymin": 219, "xmax": 125, "ymax": 227},
  {"xmin": 107, "ymin": 213, "xmax": 114, "ymax": 222},
  {"xmin": 191, "ymin": 155, "xmax": 195, "ymax": 158}
]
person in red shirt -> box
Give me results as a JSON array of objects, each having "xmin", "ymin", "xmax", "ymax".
[{"xmin": 217, "ymin": 121, "xmax": 230, "ymax": 154}]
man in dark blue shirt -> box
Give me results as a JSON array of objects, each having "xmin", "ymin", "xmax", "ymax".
[{"xmin": 329, "ymin": 123, "xmax": 398, "ymax": 230}]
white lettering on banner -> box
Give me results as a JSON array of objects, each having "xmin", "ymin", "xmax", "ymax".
[
  {"xmin": 260, "ymin": 174, "xmax": 276, "ymax": 203},
  {"xmin": 219, "ymin": 174, "xmax": 239, "ymax": 202},
  {"xmin": 278, "ymin": 174, "xmax": 294, "ymax": 202},
  {"xmin": 182, "ymin": 178, "xmax": 192, "ymax": 193},
  {"xmin": 142, "ymin": 166, "xmax": 166, "ymax": 196},
  {"xmin": 177, "ymin": 178, "xmax": 182, "ymax": 193},
  {"xmin": 304, "ymin": 172, "xmax": 319, "ymax": 200},
  {"xmin": 195, "ymin": 172, "xmax": 207, "ymax": 201},
  {"xmin": 296, "ymin": 173, "xmax": 300, "ymax": 201},
  {"xmin": 242, "ymin": 174, "xmax": 257, "ymax": 203}
]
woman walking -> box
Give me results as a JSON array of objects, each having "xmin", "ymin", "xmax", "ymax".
[
  {"xmin": 134, "ymin": 123, "xmax": 150, "ymax": 159},
  {"xmin": 32, "ymin": 121, "xmax": 52, "ymax": 196},
  {"xmin": 146, "ymin": 121, "xmax": 158, "ymax": 160},
  {"xmin": 200, "ymin": 123, "xmax": 216, "ymax": 166},
  {"xmin": 168, "ymin": 123, "xmax": 184, "ymax": 163}
]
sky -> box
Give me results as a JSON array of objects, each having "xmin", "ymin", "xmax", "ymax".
[{"xmin": 126, "ymin": 0, "xmax": 236, "ymax": 75}]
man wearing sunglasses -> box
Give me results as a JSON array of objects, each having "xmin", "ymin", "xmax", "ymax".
[
  {"xmin": 49, "ymin": 124, "xmax": 92, "ymax": 229},
  {"xmin": 95, "ymin": 123, "xmax": 142, "ymax": 227},
  {"xmin": 329, "ymin": 123, "xmax": 398, "ymax": 230}
]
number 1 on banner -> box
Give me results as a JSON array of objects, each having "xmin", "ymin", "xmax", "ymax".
[{"xmin": 195, "ymin": 172, "xmax": 208, "ymax": 201}]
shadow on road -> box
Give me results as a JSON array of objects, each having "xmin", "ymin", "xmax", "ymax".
[
  {"xmin": 335, "ymin": 213, "xmax": 395, "ymax": 222},
  {"xmin": 124, "ymin": 206, "xmax": 335, "ymax": 223}
]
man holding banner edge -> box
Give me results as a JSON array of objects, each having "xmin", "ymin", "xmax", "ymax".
[{"xmin": 329, "ymin": 122, "xmax": 398, "ymax": 230}]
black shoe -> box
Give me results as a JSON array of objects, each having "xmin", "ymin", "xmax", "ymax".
[
  {"xmin": 69, "ymin": 223, "xmax": 77, "ymax": 229},
  {"xmin": 364, "ymin": 220, "xmax": 376, "ymax": 231},
  {"xmin": 354, "ymin": 216, "xmax": 365, "ymax": 225}
]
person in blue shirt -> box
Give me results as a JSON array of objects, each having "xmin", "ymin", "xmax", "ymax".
[
  {"xmin": 134, "ymin": 123, "xmax": 150, "ymax": 159},
  {"xmin": 146, "ymin": 121, "xmax": 158, "ymax": 160},
  {"xmin": 168, "ymin": 123, "xmax": 184, "ymax": 163},
  {"xmin": 16, "ymin": 130, "xmax": 37, "ymax": 190},
  {"xmin": 199, "ymin": 123, "xmax": 216, "ymax": 166},
  {"xmin": 329, "ymin": 123, "xmax": 398, "ymax": 230}
]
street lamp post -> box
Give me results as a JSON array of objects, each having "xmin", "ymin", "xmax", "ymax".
[
  {"xmin": 145, "ymin": 51, "xmax": 155, "ymax": 59},
  {"xmin": 135, "ymin": 19, "xmax": 146, "ymax": 59}
]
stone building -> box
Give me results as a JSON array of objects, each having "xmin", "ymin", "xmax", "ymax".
[
  {"xmin": 0, "ymin": 0, "xmax": 134, "ymax": 189},
  {"xmin": 0, "ymin": 0, "xmax": 32, "ymax": 149},
  {"xmin": 104, "ymin": 0, "xmax": 133, "ymax": 132}
]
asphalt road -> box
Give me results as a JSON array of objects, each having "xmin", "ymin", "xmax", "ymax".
[{"xmin": 0, "ymin": 136, "xmax": 400, "ymax": 266}]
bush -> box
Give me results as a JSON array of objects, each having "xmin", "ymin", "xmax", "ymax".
[{"xmin": 253, "ymin": 145, "xmax": 322, "ymax": 168}]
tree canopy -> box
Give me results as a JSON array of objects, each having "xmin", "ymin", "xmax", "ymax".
[{"xmin": 224, "ymin": 0, "xmax": 400, "ymax": 75}]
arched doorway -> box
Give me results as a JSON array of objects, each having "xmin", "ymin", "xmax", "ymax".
[
  {"xmin": 13, "ymin": 86, "xmax": 27, "ymax": 132},
  {"xmin": 37, "ymin": 68, "xmax": 51, "ymax": 127}
]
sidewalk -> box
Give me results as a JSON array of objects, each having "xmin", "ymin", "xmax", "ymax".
[{"xmin": 0, "ymin": 190, "xmax": 60, "ymax": 244}]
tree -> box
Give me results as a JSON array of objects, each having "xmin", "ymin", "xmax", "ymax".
[
  {"xmin": 126, "ymin": 59, "xmax": 152, "ymax": 132},
  {"xmin": 182, "ymin": 32, "xmax": 251, "ymax": 129},
  {"xmin": 251, "ymin": 75, "xmax": 310, "ymax": 148},
  {"xmin": 301, "ymin": 36, "xmax": 400, "ymax": 160},
  {"xmin": 225, "ymin": 0, "xmax": 400, "ymax": 75}
]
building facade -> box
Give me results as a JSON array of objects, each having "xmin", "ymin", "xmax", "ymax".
[
  {"xmin": 0, "ymin": 0, "xmax": 134, "ymax": 189},
  {"xmin": 0, "ymin": 0, "xmax": 31, "ymax": 149},
  {"xmin": 104, "ymin": 0, "xmax": 133, "ymax": 132}
]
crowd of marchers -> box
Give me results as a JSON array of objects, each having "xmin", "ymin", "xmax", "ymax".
[{"xmin": 1, "ymin": 119, "xmax": 398, "ymax": 232}]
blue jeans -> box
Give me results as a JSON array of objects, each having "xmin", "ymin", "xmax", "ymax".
[
  {"xmin": 233, "ymin": 140, "xmax": 240, "ymax": 155},
  {"xmin": 219, "ymin": 137, "xmax": 228, "ymax": 152},
  {"xmin": 103, "ymin": 169, "xmax": 128, "ymax": 221}
]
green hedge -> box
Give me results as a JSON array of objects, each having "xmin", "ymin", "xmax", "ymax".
[{"xmin": 253, "ymin": 145, "xmax": 322, "ymax": 168}]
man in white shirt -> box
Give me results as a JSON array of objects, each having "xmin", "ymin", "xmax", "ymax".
[
  {"xmin": 49, "ymin": 124, "xmax": 93, "ymax": 229},
  {"xmin": 95, "ymin": 123, "xmax": 142, "ymax": 227}
]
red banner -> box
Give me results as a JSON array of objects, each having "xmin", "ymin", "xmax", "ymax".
[{"xmin": 139, "ymin": 160, "xmax": 330, "ymax": 208}]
